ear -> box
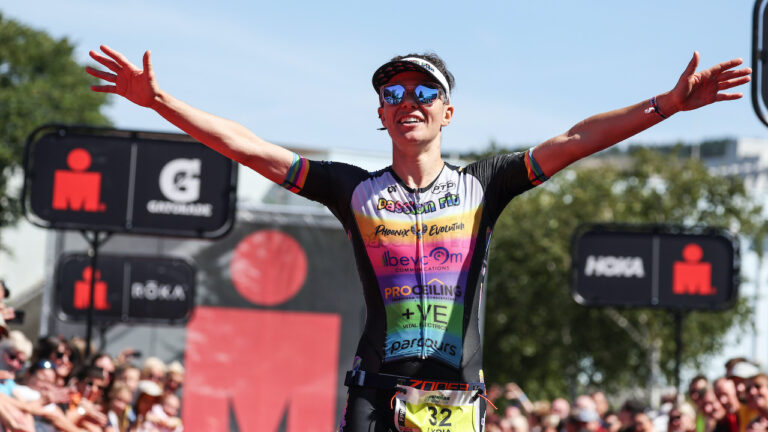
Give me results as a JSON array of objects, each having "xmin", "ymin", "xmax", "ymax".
[
  {"xmin": 441, "ymin": 104, "xmax": 454, "ymax": 127},
  {"xmin": 378, "ymin": 106, "xmax": 385, "ymax": 126}
]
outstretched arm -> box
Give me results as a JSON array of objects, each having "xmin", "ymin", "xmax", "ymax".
[
  {"xmin": 532, "ymin": 52, "xmax": 751, "ymax": 177},
  {"xmin": 86, "ymin": 45, "xmax": 295, "ymax": 184}
]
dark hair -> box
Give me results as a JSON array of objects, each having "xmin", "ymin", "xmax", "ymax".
[
  {"xmin": 688, "ymin": 374, "xmax": 708, "ymax": 393},
  {"xmin": 74, "ymin": 364, "xmax": 104, "ymax": 381},
  {"xmin": 32, "ymin": 336, "xmax": 62, "ymax": 363},
  {"xmin": 389, "ymin": 52, "xmax": 456, "ymax": 93},
  {"xmin": 726, "ymin": 357, "xmax": 749, "ymax": 370},
  {"xmin": 0, "ymin": 279, "xmax": 9, "ymax": 299},
  {"xmin": 620, "ymin": 399, "xmax": 646, "ymax": 415}
]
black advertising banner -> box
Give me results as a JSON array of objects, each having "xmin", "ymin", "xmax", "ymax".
[
  {"xmin": 130, "ymin": 139, "xmax": 233, "ymax": 233},
  {"xmin": 656, "ymin": 235, "xmax": 736, "ymax": 309},
  {"xmin": 28, "ymin": 135, "xmax": 131, "ymax": 230},
  {"xmin": 56, "ymin": 254, "xmax": 195, "ymax": 324},
  {"xmin": 573, "ymin": 233, "xmax": 654, "ymax": 306},
  {"xmin": 571, "ymin": 225, "xmax": 738, "ymax": 310},
  {"xmin": 23, "ymin": 125, "xmax": 237, "ymax": 238}
]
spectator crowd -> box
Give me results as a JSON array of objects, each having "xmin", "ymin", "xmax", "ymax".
[
  {"xmin": 2, "ymin": 277, "xmax": 767, "ymax": 432},
  {"xmin": 0, "ymin": 327, "xmax": 185, "ymax": 432},
  {"xmin": 0, "ymin": 279, "xmax": 185, "ymax": 432},
  {"xmin": 483, "ymin": 357, "xmax": 768, "ymax": 432}
]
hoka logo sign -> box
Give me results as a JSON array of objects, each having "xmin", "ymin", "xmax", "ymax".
[{"xmin": 584, "ymin": 255, "xmax": 645, "ymax": 278}]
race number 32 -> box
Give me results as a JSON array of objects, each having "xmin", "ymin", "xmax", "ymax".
[{"xmin": 427, "ymin": 406, "xmax": 453, "ymax": 426}]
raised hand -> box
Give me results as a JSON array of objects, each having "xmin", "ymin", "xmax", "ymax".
[
  {"xmin": 86, "ymin": 45, "xmax": 159, "ymax": 108},
  {"xmin": 669, "ymin": 51, "xmax": 752, "ymax": 113}
]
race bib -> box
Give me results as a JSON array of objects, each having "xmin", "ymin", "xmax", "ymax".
[{"xmin": 392, "ymin": 385, "xmax": 482, "ymax": 432}]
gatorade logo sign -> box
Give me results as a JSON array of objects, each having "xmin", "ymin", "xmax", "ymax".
[
  {"xmin": 159, "ymin": 158, "xmax": 201, "ymax": 203},
  {"xmin": 147, "ymin": 158, "xmax": 214, "ymax": 217}
]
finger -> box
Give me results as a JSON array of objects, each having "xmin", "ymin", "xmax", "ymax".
[
  {"xmin": 100, "ymin": 44, "xmax": 138, "ymax": 70},
  {"xmin": 85, "ymin": 66, "xmax": 116, "ymax": 82},
  {"xmin": 90, "ymin": 85, "xmax": 117, "ymax": 94},
  {"xmin": 143, "ymin": 50, "xmax": 155, "ymax": 79},
  {"xmin": 89, "ymin": 50, "xmax": 121, "ymax": 73},
  {"xmin": 718, "ymin": 76, "xmax": 751, "ymax": 91},
  {"xmin": 681, "ymin": 51, "xmax": 699, "ymax": 78},
  {"xmin": 717, "ymin": 67, "xmax": 752, "ymax": 81},
  {"xmin": 715, "ymin": 92, "xmax": 744, "ymax": 102},
  {"xmin": 709, "ymin": 58, "xmax": 744, "ymax": 75}
]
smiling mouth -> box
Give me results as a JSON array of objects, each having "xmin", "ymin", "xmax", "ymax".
[{"xmin": 398, "ymin": 116, "xmax": 423, "ymax": 125}]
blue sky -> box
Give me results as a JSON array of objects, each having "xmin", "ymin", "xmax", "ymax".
[{"xmin": 3, "ymin": 1, "xmax": 765, "ymax": 154}]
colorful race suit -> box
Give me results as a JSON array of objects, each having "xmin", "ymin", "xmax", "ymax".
[{"xmin": 281, "ymin": 149, "xmax": 546, "ymax": 383}]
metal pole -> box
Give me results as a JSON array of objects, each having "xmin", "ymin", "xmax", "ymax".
[
  {"xmin": 752, "ymin": 0, "xmax": 768, "ymax": 128},
  {"xmin": 85, "ymin": 231, "xmax": 99, "ymax": 358},
  {"xmin": 80, "ymin": 230, "xmax": 111, "ymax": 358},
  {"xmin": 674, "ymin": 310, "xmax": 685, "ymax": 395}
]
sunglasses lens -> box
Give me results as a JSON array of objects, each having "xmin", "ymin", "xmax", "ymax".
[
  {"xmin": 414, "ymin": 84, "xmax": 440, "ymax": 104},
  {"xmin": 381, "ymin": 85, "xmax": 405, "ymax": 105}
]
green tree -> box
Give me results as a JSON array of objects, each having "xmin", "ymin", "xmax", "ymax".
[
  {"xmin": 482, "ymin": 147, "xmax": 765, "ymax": 400},
  {"xmin": 0, "ymin": 13, "xmax": 110, "ymax": 232}
]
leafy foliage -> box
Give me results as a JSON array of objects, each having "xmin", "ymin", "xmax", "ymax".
[
  {"xmin": 0, "ymin": 13, "xmax": 110, "ymax": 231},
  {"xmin": 482, "ymin": 147, "xmax": 764, "ymax": 400}
]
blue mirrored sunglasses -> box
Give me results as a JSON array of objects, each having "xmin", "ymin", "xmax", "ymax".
[{"xmin": 380, "ymin": 83, "xmax": 444, "ymax": 106}]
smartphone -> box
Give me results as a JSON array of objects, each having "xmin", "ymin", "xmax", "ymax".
[{"xmin": 7, "ymin": 310, "xmax": 24, "ymax": 324}]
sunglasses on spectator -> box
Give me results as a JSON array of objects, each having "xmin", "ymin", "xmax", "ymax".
[
  {"xmin": 380, "ymin": 83, "xmax": 444, "ymax": 106},
  {"xmin": 84, "ymin": 380, "xmax": 103, "ymax": 390},
  {"xmin": 4, "ymin": 351, "xmax": 20, "ymax": 362}
]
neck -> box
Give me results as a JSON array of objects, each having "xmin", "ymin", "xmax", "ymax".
[{"xmin": 391, "ymin": 137, "xmax": 444, "ymax": 189}]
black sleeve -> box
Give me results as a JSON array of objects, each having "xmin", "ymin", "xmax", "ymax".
[
  {"xmin": 462, "ymin": 149, "xmax": 547, "ymax": 221},
  {"xmin": 280, "ymin": 155, "xmax": 370, "ymax": 222}
]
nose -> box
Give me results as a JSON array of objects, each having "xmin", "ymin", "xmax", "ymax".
[{"xmin": 401, "ymin": 90, "xmax": 420, "ymax": 107}]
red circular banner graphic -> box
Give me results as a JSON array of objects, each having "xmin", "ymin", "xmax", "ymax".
[{"xmin": 229, "ymin": 229, "xmax": 308, "ymax": 306}]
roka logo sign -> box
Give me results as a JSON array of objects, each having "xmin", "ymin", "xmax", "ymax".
[
  {"xmin": 147, "ymin": 158, "xmax": 213, "ymax": 217},
  {"xmin": 159, "ymin": 158, "xmax": 201, "ymax": 203}
]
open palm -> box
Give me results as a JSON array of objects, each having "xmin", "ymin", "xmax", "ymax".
[
  {"xmin": 86, "ymin": 45, "xmax": 159, "ymax": 108},
  {"xmin": 671, "ymin": 51, "xmax": 751, "ymax": 112}
]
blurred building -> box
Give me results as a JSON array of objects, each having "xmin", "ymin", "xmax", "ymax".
[{"xmin": 699, "ymin": 137, "xmax": 768, "ymax": 371}]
